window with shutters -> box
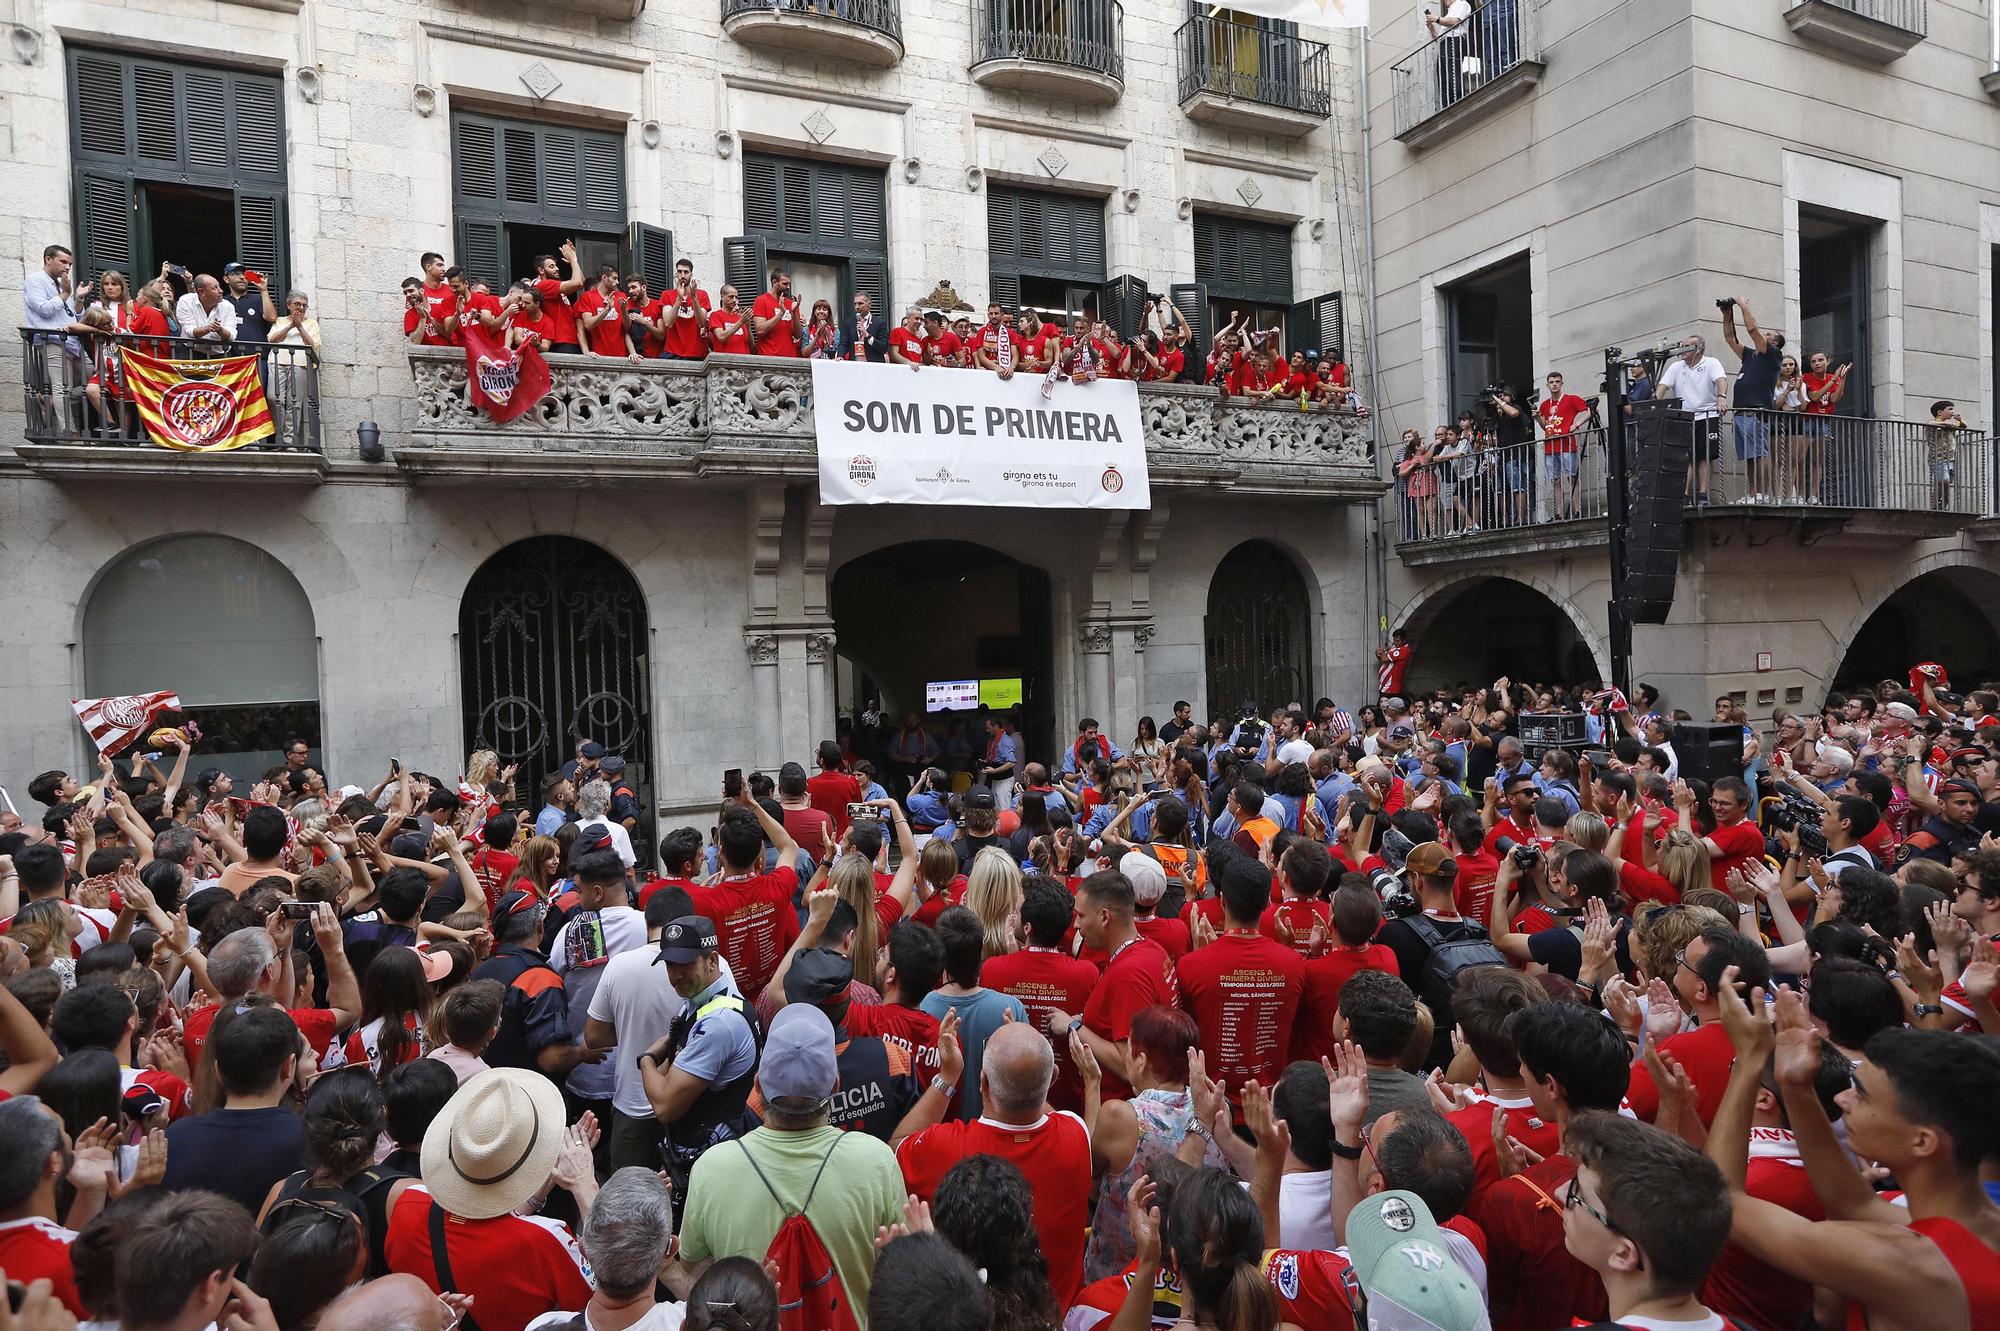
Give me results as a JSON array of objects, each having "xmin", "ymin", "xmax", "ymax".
[
  {"xmin": 1193, "ymin": 211, "xmax": 1295, "ymax": 348},
  {"xmin": 66, "ymin": 48, "xmax": 288, "ymax": 296},
  {"xmin": 986, "ymin": 186, "xmax": 1107, "ymax": 323},
  {"xmin": 741, "ymin": 152, "xmax": 889, "ymax": 315},
  {"xmin": 450, "ymin": 110, "xmax": 628, "ymax": 295}
]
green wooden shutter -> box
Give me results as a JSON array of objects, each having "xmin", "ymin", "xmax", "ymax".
[
  {"xmin": 844, "ymin": 167, "xmax": 887, "ymax": 250},
  {"xmin": 744, "ymin": 155, "xmax": 781, "ymax": 233},
  {"xmin": 988, "ymin": 191, "xmax": 1021, "ymax": 262},
  {"xmin": 850, "ymin": 256, "xmax": 888, "ymax": 317},
  {"xmin": 1105, "ymin": 275, "xmax": 1149, "ymax": 341},
  {"xmin": 234, "ymin": 189, "xmax": 286, "ymax": 293},
  {"xmin": 74, "ymin": 169, "xmax": 136, "ymax": 286},
  {"xmin": 131, "ymin": 61, "xmax": 180, "ymax": 169},
  {"xmin": 723, "ymin": 235, "xmax": 768, "ymax": 305},
  {"xmin": 1170, "ymin": 282, "xmax": 1210, "ymax": 371},
  {"xmin": 989, "ymin": 270, "xmax": 1022, "ymax": 313},
  {"xmin": 229, "ymin": 73, "xmax": 285, "ymax": 180},
  {"xmin": 1194, "ymin": 213, "xmax": 1292, "ymax": 305},
  {"xmin": 71, "ymin": 51, "xmax": 129, "ymax": 159},
  {"xmin": 626, "ymin": 223, "xmax": 673, "ymax": 294},
  {"xmin": 456, "ymin": 217, "xmax": 505, "ymax": 294}
]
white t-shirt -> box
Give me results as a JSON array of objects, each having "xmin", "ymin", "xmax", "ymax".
[
  {"xmin": 577, "ymin": 816, "xmax": 636, "ymax": 869},
  {"xmin": 1277, "ymin": 1170, "xmax": 1341, "ymax": 1253},
  {"xmin": 530, "ymin": 1305, "xmax": 685, "ymax": 1331},
  {"xmin": 1658, "ymin": 355, "xmax": 1727, "ymax": 419},
  {"xmin": 585, "ymin": 940, "xmax": 738, "ymax": 1119},
  {"xmin": 1276, "ymin": 738, "xmax": 1316, "ymax": 766},
  {"xmin": 552, "ymin": 906, "xmax": 649, "ymax": 1102},
  {"xmin": 1613, "ymin": 1314, "xmax": 1726, "ymax": 1331},
  {"xmin": 1438, "ymin": 0, "xmax": 1473, "ymax": 29}
]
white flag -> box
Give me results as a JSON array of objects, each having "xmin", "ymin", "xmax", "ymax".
[{"xmin": 1206, "ymin": 0, "xmax": 1368, "ymax": 27}]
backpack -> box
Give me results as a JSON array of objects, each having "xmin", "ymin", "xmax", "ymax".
[
  {"xmin": 1402, "ymin": 912, "xmax": 1508, "ymax": 1010},
  {"xmin": 735, "ymin": 1134, "xmax": 862, "ymax": 1331}
]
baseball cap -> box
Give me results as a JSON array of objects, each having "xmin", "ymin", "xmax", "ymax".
[
  {"xmin": 759, "ymin": 1004, "xmax": 839, "ymax": 1102},
  {"xmin": 963, "ymin": 787, "xmax": 996, "ymax": 811},
  {"xmin": 222, "ymin": 261, "xmax": 247, "ymax": 276},
  {"xmin": 1345, "ymin": 1191, "xmax": 1488, "ymax": 1331},
  {"xmin": 1388, "ymin": 723, "xmax": 1417, "ymax": 741},
  {"xmin": 579, "ymin": 741, "xmax": 606, "ymax": 761},
  {"xmin": 1119, "ymin": 850, "xmax": 1169, "ymax": 905},
  {"xmin": 1384, "ymin": 696, "xmax": 1408, "ymax": 713},
  {"xmin": 784, "ymin": 947, "xmax": 855, "ymax": 1010},
  {"xmin": 1404, "ymin": 842, "xmax": 1457, "ymax": 878},
  {"xmin": 654, "ymin": 915, "xmax": 718, "ymax": 965}
]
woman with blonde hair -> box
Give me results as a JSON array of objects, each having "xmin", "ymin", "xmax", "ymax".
[
  {"xmin": 461, "ymin": 750, "xmax": 516, "ymax": 810},
  {"xmin": 963, "ymin": 845, "xmax": 1024, "ymax": 958},
  {"xmin": 1606, "ymin": 819, "xmax": 1710, "ymax": 909},
  {"xmin": 913, "ymin": 838, "xmax": 961, "ymax": 925},
  {"xmin": 817, "ymin": 809, "xmax": 920, "ymax": 990}
]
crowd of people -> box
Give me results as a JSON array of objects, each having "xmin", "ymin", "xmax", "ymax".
[{"xmin": 0, "ymin": 643, "xmax": 1996, "ymax": 1331}]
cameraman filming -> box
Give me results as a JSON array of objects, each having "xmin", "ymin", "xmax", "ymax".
[
  {"xmin": 1376, "ymin": 840, "xmax": 1499, "ymax": 1067},
  {"xmin": 1485, "ymin": 384, "xmax": 1531, "ymax": 527}
]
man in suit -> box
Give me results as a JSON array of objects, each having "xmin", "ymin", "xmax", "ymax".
[{"xmin": 841, "ymin": 290, "xmax": 889, "ymax": 362}]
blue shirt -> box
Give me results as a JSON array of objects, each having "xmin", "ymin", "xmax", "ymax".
[
  {"xmin": 674, "ymin": 975, "xmax": 758, "ymax": 1086},
  {"xmin": 907, "ymin": 791, "xmax": 952, "ymax": 828},
  {"xmin": 920, "ymin": 988, "xmax": 1028, "ymax": 1120},
  {"xmin": 1316, "ymin": 772, "xmax": 1357, "ymax": 811},
  {"xmin": 535, "ymin": 803, "xmax": 572, "ymax": 836},
  {"xmin": 23, "ymin": 270, "xmax": 75, "ymax": 334},
  {"xmin": 986, "ymin": 733, "xmax": 1020, "ymax": 771}
]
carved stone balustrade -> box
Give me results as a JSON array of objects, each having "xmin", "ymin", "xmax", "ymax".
[{"xmin": 401, "ymin": 350, "xmax": 1383, "ymax": 496}]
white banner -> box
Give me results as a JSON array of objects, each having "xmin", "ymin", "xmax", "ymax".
[
  {"xmin": 812, "ymin": 359, "xmax": 1151, "ymax": 509},
  {"xmin": 1205, "ymin": 0, "xmax": 1368, "ymax": 28}
]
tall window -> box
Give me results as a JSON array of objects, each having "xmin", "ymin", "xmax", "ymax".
[
  {"xmin": 988, "ymin": 187, "xmax": 1107, "ymax": 326},
  {"xmin": 451, "ymin": 111, "xmax": 627, "ymax": 294},
  {"xmin": 1193, "ymin": 212, "xmax": 1294, "ymax": 345},
  {"xmin": 1800, "ymin": 211, "xmax": 1871, "ymax": 416},
  {"xmin": 84, "ymin": 536, "xmax": 319, "ymax": 780},
  {"xmin": 67, "ymin": 49, "xmax": 287, "ymax": 293},
  {"xmin": 1205, "ymin": 540, "xmax": 1312, "ymax": 715},
  {"xmin": 726, "ymin": 152, "xmax": 888, "ymax": 321},
  {"xmin": 1444, "ymin": 256, "xmax": 1532, "ymax": 421}
]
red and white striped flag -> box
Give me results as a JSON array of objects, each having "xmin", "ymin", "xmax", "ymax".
[{"xmin": 72, "ymin": 692, "xmax": 181, "ymax": 755}]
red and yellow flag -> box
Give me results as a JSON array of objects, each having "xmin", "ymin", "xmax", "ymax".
[{"xmin": 122, "ymin": 348, "xmax": 276, "ymax": 452}]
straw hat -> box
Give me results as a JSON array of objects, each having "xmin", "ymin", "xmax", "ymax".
[{"xmin": 420, "ymin": 1069, "xmax": 567, "ymax": 1220}]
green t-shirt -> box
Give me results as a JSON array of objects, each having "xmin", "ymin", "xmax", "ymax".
[{"xmin": 678, "ymin": 1124, "xmax": 906, "ymax": 1324}]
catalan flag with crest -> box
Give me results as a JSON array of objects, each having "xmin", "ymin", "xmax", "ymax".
[{"xmin": 121, "ymin": 348, "xmax": 276, "ymax": 452}]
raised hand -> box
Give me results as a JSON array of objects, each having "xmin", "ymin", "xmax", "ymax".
[
  {"xmin": 1963, "ymin": 956, "xmax": 1998, "ymax": 1004},
  {"xmin": 1319, "ymin": 1039, "xmax": 1369, "ymax": 1135},
  {"xmin": 1127, "ymin": 1175, "xmax": 1162, "ymax": 1269},
  {"xmin": 1642, "ymin": 1047, "xmax": 1695, "ymax": 1126},
  {"xmin": 1067, "ymin": 1026, "xmax": 1102, "ymax": 1086},
  {"xmin": 1425, "ymin": 1068, "xmax": 1475, "ymax": 1115},
  {"xmin": 935, "ymin": 1006, "xmax": 964, "ymax": 1085},
  {"xmin": 119, "ymin": 1128, "xmax": 168, "ymax": 1194},
  {"xmin": 1491, "ymin": 1106, "xmax": 1544, "ymax": 1178},
  {"xmin": 1713, "ymin": 965, "xmax": 1773, "ymax": 1060},
  {"xmin": 1642, "ymin": 977, "xmax": 1685, "ymax": 1046},
  {"xmin": 874, "ymin": 1194, "xmax": 934, "ymax": 1250}
]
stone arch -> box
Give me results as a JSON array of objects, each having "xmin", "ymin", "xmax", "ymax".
[
  {"xmin": 1392, "ymin": 570, "xmax": 1611, "ymax": 687},
  {"xmin": 1205, "ymin": 540, "xmax": 1316, "ymax": 714},
  {"xmin": 1825, "ymin": 552, "xmax": 2000, "ymax": 692}
]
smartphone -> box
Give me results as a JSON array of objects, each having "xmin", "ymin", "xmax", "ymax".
[
  {"xmin": 281, "ymin": 901, "xmax": 316, "ymax": 920},
  {"xmin": 7, "ymin": 1282, "xmax": 24, "ymax": 1314},
  {"xmin": 391, "ymin": 758, "xmax": 402, "ymax": 775},
  {"xmin": 847, "ymin": 802, "xmax": 880, "ymax": 824},
  {"xmin": 723, "ymin": 768, "xmax": 744, "ymax": 799},
  {"xmin": 570, "ymin": 913, "xmax": 608, "ymax": 967}
]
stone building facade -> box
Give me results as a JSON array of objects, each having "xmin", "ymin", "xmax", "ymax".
[{"xmin": 0, "ymin": 0, "xmax": 1379, "ymax": 822}]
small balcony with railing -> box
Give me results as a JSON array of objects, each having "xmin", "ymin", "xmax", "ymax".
[
  {"xmin": 1390, "ymin": 0, "xmax": 1545, "ymax": 148},
  {"xmin": 1783, "ymin": 0, "xmax": 1925, "ymax": 63},
  {"xmin": 16, "ymin": 329, "xmax": 326, "ymax": 480},
  {"xmin": 396, "ymin": 349, "xmax": 1382, "ymax": 498},
  {"xmin": 1174, "ymin": 14, "xmax": 1332, "ymax": 137},
  {"xmin": 1394, "ymin": 411, "xmax": 1996, "ymax": 566},
  {"xmin": 970, "ymin": 0, "xmax": 1124, "ymax": 105},
  {"xmin": 720, "ymin": 0, "xmax": 904, "ymax": 68}
]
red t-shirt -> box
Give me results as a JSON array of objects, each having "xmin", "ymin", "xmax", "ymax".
[
  {"xmin": 969, "ymin": 323, "xmax": 1020, "ymax": 367},
  {"xmin": 635, "ymin": 297, "xmax": 667, "ymax": 358},
  {"xmin": 889, "ymin": 325, "xmax": 924, "ymax": 362},
  {"xmin": 922, "ymin": 330, "xmax": 963, "ymax": 367},
  {"xmin": 1802, "ymin": 370, "xmax": 1840, "ymax": 416},
  {"xmin": 781, "ymin": 806, "xmax": 835, "ymax": 860},
  {"xmin": 706, "ymin": 307, "xmax": 751, "ymax": 354},
  {"xmin": 1134, "ymin": 914, "xmax": 1192, "ymax": 964},
  {"xmin": 1702, "ymin": 1130, "xmax": 1824, "ymax": 1331},
  {"xmin": 1446, "ymin": 1093, "xmax": 1563, "ymax": 1207},
  {"xmin": 0, "ymin": 1219, "xmax": 85, "ymax": 1316},
  {"xmin": 805, "ymin": 770, "xmax": 865, "ymax": 835},
  {"xmin": 662, "ymin": 288, "xmax": 711, "ymax": 358},
  {"xmin": 1707, "ymin": 819, "xmax": 1766, "ymax": 890},
  {"xmin": 469, "ymin": 847, "xmax": 519, "ymax": 918},
  {"xmin": 422, "ymin": 282, "xmax": 458, "ymax": 341},
  {"xmin": 460, "ymin": 290, "xmax": 503, "ymax": 338},
  {"xmin": 404, "ymin": 304, "xmax": 453, "ymax": 347},
  {"xmin": 1624, "ymin": 1020, "xmax": 1735, "ymax": 1128},
  {"xmin": 1155, "ymin": 347, "xmax": 1186, "ymax": 381},
  {"xmin": 1083, "ymin": 936, "xmax": 1177, "ymax": 1099},
  {"xmin": 751, "ymin": 292, "xmax": 801, "ymax": 356},
  {"xmin": 1618, "ymin": 858, "xmax": 1681, "ymax": 908},
  {"xmin": 637, "ymin": 875, "xmax": 699, "ymax": 910},
  {"xmin": 183, "ymin": 1003, "xmax": 339, "ymax": 1070},
  {"xmin": 685, "ymin": 866, "xmax": 801, "ymax": 1001},
  {"xmin": 1452, "ymin": 848, "xmax": 1503, "ymax": 924},
  {"xmin": 509, "ymin": 311, "xmax": 556, "ymax": 352},
  {"xmin": 897, "ymin": 1112, "xmax": 1092, "ymax": 1302},
  {"xmin": 982, "ymin": 946, "xmax": 1100, "ymax": 1113},
  {"xmin": 846, "ymin": 1001, "xmax": 940, "ymax": 1079},
  {"xmin": 574, "ymin": 287, "xmax": 628, "ymax": 357},
  {"xmin": 1290, "ymin": 943, "xmax": 1398, "ymax": 1066},
  {"xmin": 1537, "ymin": 393, "xmax": 1590, "ymax": 451},
  {"xmin": 1473, "ymin": 1153, "xmax": 1606, "ymax": 1331},
  {"xmin": 1482, "ymin": 814, "xmax": 1535, "ymax": 860},
  {"xmin": 1260, "ymin": 898, "xmax": 1330, "ymax": 957},
  {"xmin": 530, "ymin": 278, "xmax": 579, "ymax": 346},
  {"xmin": 1262, "ymin": 1249, "xmax": 1358, "ymax": 1330},
  {"xmin": 1175, "ymin": 932, "xmax": 1303, "ymax": 1104},
  {"xmin": 385, "ymin": 1186, "xmax": 592, "ymax": 1331}
]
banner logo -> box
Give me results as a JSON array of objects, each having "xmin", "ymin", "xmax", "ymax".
[
  {"xmin": 477, "ymin": 355, "xmax": 520, "ymax": 406},
  {"xmin": 160, "ymin": 380, "xmax": 238, "ymax": 446},
  {"xmin": 99, "ymin": 696, "xmax": 149, "ymax": 729},
  {"xmin": 1101, "ymin": 464, "xmax": 1124, "ymax": 494},
  {"xmin": 847, "ymin": 455, "xmax": 877, "ymax": 487}
]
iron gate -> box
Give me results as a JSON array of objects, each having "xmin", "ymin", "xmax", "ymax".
[
  {"xmin": 459, "ymin": 537, "xmax": 652, "ymax": 853},
  {"xmin": 1204, "ymin": 541, "xmax": 1312, "ymax": 716}
]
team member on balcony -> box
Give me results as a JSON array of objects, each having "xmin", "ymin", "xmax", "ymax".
[
  {"xmin": 505, "ymin": 282, "xmax": 557, "ymax": 354},
  {"xmin": 707, "ymin": 285, "xmax": 752, "ymax": 355},
  {"xmin": 575, "ymin": 264, "xmax": 635, "ymax": 359},
  {"xmin": 920, "ymin": 310, "xmax": 963, "ymax": 368},
  {"xmin": 752, "ymin": 269, "xmax": 802, "ymax": 356},
  {"xmin": 417, "ymin": 252, "xmax": 455, "ymax": 341},
  {"xmin": 530, "ymin": 241, "xmax": 586, "ymax": 353},
  {"xmin": 660, "ymin": 257, "xmax": 712, "ymax": 361},
  {"xmin": 402, "ymin": 277, "xmax": 451, "ymax": 347},
  {"xmin": 624, "ymin": 276, "xmax": 663, "ymax": 358},
  {"xmin": 891, "ymin": 308, "xmax": 925, "ymax": 369},
  {"xmin": 1721, "ymin": 295, "xmax": 1784, "ymax": 503},
  {"xmin": 842, "ymin": 289, "xmax": 888, "ymax": 362},
  {"xmin": 972, "ymin": 302, "xmax": 1021, "ymax": 379},
  {"xmin": 447, "ymin": 267, "xmax": 505, "ymax": 338},
  {"xmin": 1535, "ymin": 370, "xmax": 1592, "ymax": 520}
]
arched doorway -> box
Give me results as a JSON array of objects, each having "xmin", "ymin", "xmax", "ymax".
[
  {"xmin": 1401, "ymin": 577, "xmax": 1601, "ymax": 690},
  {"xmin": 84, "ymin": 535, "xmax": 319, "ymax": 780},
  {"xmin": 1206, "ymin": 541, "xmax": 1313, "ymax": 715},
  {"xmin": 459, "ymin": 537, "xmax": 653, "ymax": 850},
  {"xmin": 831, "ymin": 541, "xmax": 1054, "ymax": 771},
  {"xmin": 1834, "ymin": 568, "xmax": 2000, "ymax": 691}
]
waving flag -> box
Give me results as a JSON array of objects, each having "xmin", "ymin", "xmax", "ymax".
[
  {"xmin": 463, "ymin": 324, "xmax": 553, "ymax": 424},
  {"xmin": 1207, "ymin": 0, "xmax": 1367, "ymax": 25},
  {"xmin": 73, "ymin": 692, "xmax": 181, "ymax": 755},
  {"xmin": 122, "ymin": 349, "xmax": 274, "ymax": 451}
]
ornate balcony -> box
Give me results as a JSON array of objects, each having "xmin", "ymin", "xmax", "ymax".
[
  {"xmin": 399, "ymin": 350, "xmax": 1382, "ymax": 497},
  {"xmin": 1174, "ymin": 15, "xmax": 1332, "ymax": 138},
  {"xmin": 1784, "ymin": 0, "xmax": 1926, "ymax": 64},
  {"xmin": 721, "ymin": 0, "xmax": 904, "ymax": 68},
  {"xmin": 971, "ymin": 0, "xmax": 1124, "ymax": 106}
]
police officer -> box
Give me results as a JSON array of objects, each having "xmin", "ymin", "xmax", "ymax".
[
  {"xmin": 779, "ymin": 948, "xmax": 919, "ymax": 1142},
  {"xmin": 639, "ymin": 916, "xmax": 760, "ymax": 1218}
]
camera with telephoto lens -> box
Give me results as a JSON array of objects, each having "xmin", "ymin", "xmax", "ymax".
[
  {"xmin": 1716, "ymin": 297, "xmax": 1736, "ymax": 311},
  {"xmin": 1769, "ymin": 789, "xmax": 1828, "ymax": 859},
  {"xmin": 1369, "ymin": 865, "xmax": 1416, "ymax": 912},
  {"xmin": 1492, "ymin": 835, "xmax": 1542, "ymax": 869}
]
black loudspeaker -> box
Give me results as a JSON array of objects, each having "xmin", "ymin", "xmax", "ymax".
[
  {"xmin": 1673, "ymin": 721, "xmax": 1745, "ymax": 785},
  {"xmin": 1620, "ymin": 405, "xmax": 1693, "ymax": 625},
  {"xmin": 1518, "ymin": 711, "xmax": 1588, "ymax": 760}
]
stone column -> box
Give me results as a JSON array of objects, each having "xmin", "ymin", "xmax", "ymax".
[
  {"xmin": 743, "ymin": 631, "xmax": 782, "ymax": 774},
  {"xmin": 805, "ymin": 630, "xmax": 837, "ymax": 743},
  {"xmin": 1078, "ymin": 620, "xmax": 1113, "ymax": 723}
]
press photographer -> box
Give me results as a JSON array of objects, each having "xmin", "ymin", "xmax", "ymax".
[{"xmin": 1483, "ymin": 381, "xmax": 1533, "ymax": 527}]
